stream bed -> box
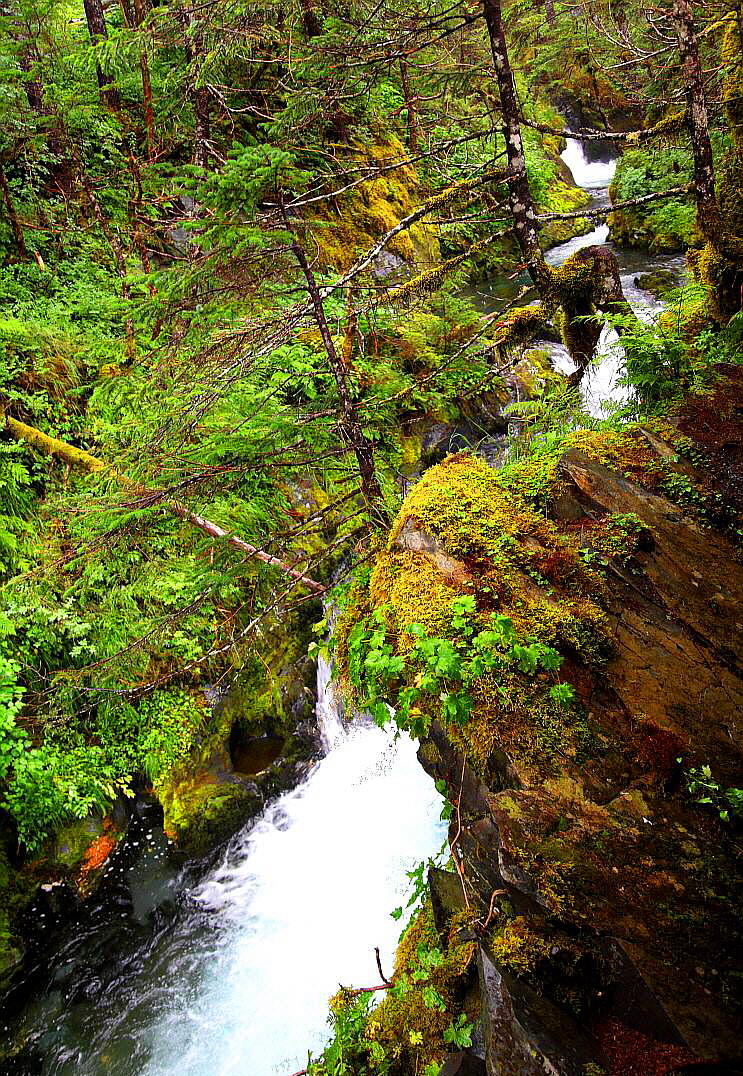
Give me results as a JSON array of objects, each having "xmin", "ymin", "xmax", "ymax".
[
  {"xmin": 474, "ymin": 138, "xmax": 686, "ymax": 415},
  {"xmin": 0, "ymin": 663, "xmax": 445, "ymax": 1076}
]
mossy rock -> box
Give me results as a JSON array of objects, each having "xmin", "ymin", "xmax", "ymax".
[
  {"xmin": 158, "ymin": 774, "xmax": 262, "ymax": 857},
  {"xmin": 311, "ymin": 136, "xmax": 439, "ymax": 271},
  {"xmin": 634, "ymin": 270, "xmax": 679, "ymax": 301},
  {"xmin": 607, "ymin": 145, "xmax": 694, "ymax": 253},
  {"xmin": 0, "ymin": 838, "xmax": 27, "ymax": 986},
  {"xmin": 51, "ymin": 815, "xmax": 106, "ymax": 871},
  {"xmin": 336, "ymin": 386, "xmax": 743, "ymax": 1058}
]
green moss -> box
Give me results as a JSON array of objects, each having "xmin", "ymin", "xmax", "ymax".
[
  {"xmin": 336, "ymin": 420, "xmax": 731, "ymax": 778},
  {"xmin": 608, "ymin": 145, "xmax": 695, "ymax": 253},
  {"xmin": 0, "ymin": 838, "xmax": 28, "ymax": 985},
  {"xmin": 488, "ymin": 915, "xmax": 553, "ymax": 975},
  {"xmin": 51, "ymin": 815, "xmax": 106, "ymax": 870},
  {"xmin": 365, "ymin": 901, "xmax": 476, "ymax": 1072},
  {"xmin": 335, "ymin": 452, "xmax": 616, "ymax": 775},
  {"xmin": 311, "ymin": 137, "xmax": 439, "ymax": 270},
  {"xmin": 158, "ymin": 775, "xmax": 261, "ymax": 856}
]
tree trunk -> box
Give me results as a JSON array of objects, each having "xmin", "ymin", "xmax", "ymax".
[
  {"xmin": 18, "ymin": 46, "xmax": 69, "ymax": 185},
  {"xmin": 0, "ymin": 163, "xmax": 28, "ymax": 259},
  {"xmin": 117, "ymin": 0, "xmax": 134, "ymax": 27},
  {"xmin": 1, "ymin": 412, "xmax": 324, "ymax": 592},
  {"xmin": 182, "ymin": 13, "xmax": 210, "ymax": 171},
  {"xmin": 298, "ymin": 0, "xmax": 323, "ymax": 38},
  {"xmin": 120, "ymin": 0, "xmax": 156, "ymax": 159},
  {"xmin": 482, "ymin": 0, "xmax": 548, "ymax": 292},
  {"xmin": 671, "ymin": 0, "xmax": 721, "ymax": 241},
  {"xmin": 285, "ymin": 219, "xmax": 388, "ymax": 526},
  {"xmin": 82, "ymin": 0, "xmax": 121, "ymax": 110},
  {"xmin": 138, "ymin": 50, "xmax": 156, "ymax": 161},
  {"xmin": 399, "ymin": 59, "xmax": 419, "ymax": 153}
]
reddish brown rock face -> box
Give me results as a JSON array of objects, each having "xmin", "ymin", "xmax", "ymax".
[{"xmin": 409, "ymin": 373, "xmax": 743, "ymax": 1072}]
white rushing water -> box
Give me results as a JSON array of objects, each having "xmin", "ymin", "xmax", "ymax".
[
  {"xmin": 560, "ymin": 136, "xmax": 617, "ymax": 190},
  {"xmin": 138, "ymin": 660, "xmax": 445, "ymax": 1076},
  {"xmin": 547, "ymin": 138, "xmax": 685, "ymax": 417}
]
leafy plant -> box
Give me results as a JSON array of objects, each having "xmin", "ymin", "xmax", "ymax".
[
  {"xmin": 0, "ymin": 656, "xmax": 27, "ymax": 780},
  {"xmin": 443, "ymin": 1013, "xmax": 474, "ymax": 1048},
  {"xmin": 685, "ymin": 763, "xmax": 743, "ymax": 822},
  {"xmin": 347, "ymin": 596, "xmax": 575, "ymax": 740}
]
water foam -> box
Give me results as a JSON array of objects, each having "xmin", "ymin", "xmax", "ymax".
[{"xmin": 139, "ymin": 695, "xmax": 445, "ymax": 1076}]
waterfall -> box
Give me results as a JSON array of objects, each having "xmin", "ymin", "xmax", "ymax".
[
  {"xmin": 4, "ymin": 650, "xmax": 446, "ymax": 1076},
  {"xmin": 136, "ymin": 677, "xmax": 446, "ymax": 1076},
  {"xmin": 315, "ymin": 651, "xmax": 346, "ymax": 751},
  {"xmin": 560, "ymin": 136, "xmax": 617, "ymax": 189},
  {"xmin": 544, "ymin": 138, "xmax": 685, "ymax": 417}
]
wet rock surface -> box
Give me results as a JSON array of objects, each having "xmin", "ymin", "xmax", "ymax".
[{"xmin": 404, "ymin": 374, "xmax": 743, "ymax": 1070}]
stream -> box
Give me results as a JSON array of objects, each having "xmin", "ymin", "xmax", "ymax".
[
  {"xmin": 474, "ymin": 138, "xmax": 687, "ymax": 416},
  {"xmin": 1, "ymin": 139, "xmax": 688, "ymax": 1076},
  {"xmin": 0, "ymin": 664, "xmax": 446, "ymax": 1076}
]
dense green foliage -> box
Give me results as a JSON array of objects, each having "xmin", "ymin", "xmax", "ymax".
[
  {"xmin": 346, "ymin": 595, "xmax": 574, "ymax": 739},
  {"xmin": 0, "ymin": 0, "xmax": 741, "ymax": 1017}
]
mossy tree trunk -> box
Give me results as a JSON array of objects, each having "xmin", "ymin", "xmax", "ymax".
[
  {"xmin": 672, "ymin": 0, "xmax": 720, "ymax": 240},
  {"xmin": 0, "ymin": 162, "xmax": 28, "ymax": 259},
  {"xmin": 483, "ymin": 0, "xmax": 548, "ymax": 292},
  {"xmin": 672, "ymin": 0, "xmax": 743, "ymax": 320},
  {"xmin": 82, "ymin": 0, "xmax": 121, "ymax": 111},
  {"xmin": 481, "ymin": 0, "xmax": 637, "ymax": 372}
]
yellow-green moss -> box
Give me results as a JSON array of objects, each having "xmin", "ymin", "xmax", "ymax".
[
  {"xmin": 157, "ymin": 774, "xmax": 261, "ymax": 855},
  {"xmin": 310, "ymin": 137, "xmax": 438, "ymax": 270},
  {"xmin": 488, "ymin": 915, "xmax": 553, "ymax": 975},
  {"xmin": 336, "ymin": 423, "xmax": 719, "ymax": 777},
  {"xmin": 365, "ymin": 901, "xmax": 476, "ymax": 1072}
]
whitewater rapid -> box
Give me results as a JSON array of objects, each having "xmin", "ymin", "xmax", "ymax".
[
  {"xmin": 142, "ymin": 701, "xmax": 445, "ymax": 1076},
  {"xmin": 548, "ymin": 138, "xmax": 685, "ymax": 416}
]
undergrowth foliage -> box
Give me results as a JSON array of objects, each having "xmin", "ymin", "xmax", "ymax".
[{"xmin": 347, "ymin": 595, "xmax": 575, "ymax": 739}]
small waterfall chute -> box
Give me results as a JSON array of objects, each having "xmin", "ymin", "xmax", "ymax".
[{"xmin": 560, "ymin": 136, "xmax": 617, "ymax": 189}]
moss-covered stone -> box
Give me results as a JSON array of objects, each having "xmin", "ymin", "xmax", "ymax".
[
  {"xmin": 336, "ymin": 375, "xmax": 743, "ymax": 1062},
  {"xmin": 310, "ymin": 137, "xmax": 439, "ymax": 271},
  {"xmin": 608, "ymin": 145, "xmax": 695, "ymax": 253},
  {"xmin": 157, "ymin": 774, "xmax": 262, "ymax": 856},
  {"xmin": 363, "ymin": 901, "xmax": 477, "ymax": 1073}
]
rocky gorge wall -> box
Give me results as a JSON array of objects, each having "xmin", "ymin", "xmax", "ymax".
[{"xmin": 337, "ymin": 366, "xmax": 743, "ymax": 1074}]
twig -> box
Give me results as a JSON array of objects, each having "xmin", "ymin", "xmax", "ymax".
[
  {"xmin": 450, "ymin": 755, "xmax": 471, "ymax": 911},
  {"xmin": 375, "ymin": 946, "xmax": 392, "ymax": 986},
  {"xmin": 480, "ymin": 888, "xmax": 507, "ymax": 932}
]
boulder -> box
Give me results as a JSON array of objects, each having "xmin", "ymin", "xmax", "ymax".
[{"xmin": 366, "ymin": 373, "xmax": 743, "ymax": 1068}]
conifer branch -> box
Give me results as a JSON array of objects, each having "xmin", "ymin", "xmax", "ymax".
[
  {"xmin": 538, "ymin": 184, "xmax": 693, "ymax": 221},
  {"xmin": 1, "ymin": 412, "xmax": 325, "ymax": 592}
]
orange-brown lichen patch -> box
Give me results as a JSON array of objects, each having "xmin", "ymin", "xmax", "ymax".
[{"xmin": 76, "ymin": 834, "xmax": 116, "ymax": 878}]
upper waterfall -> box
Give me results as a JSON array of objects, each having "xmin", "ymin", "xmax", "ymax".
[{"xmin": 561, "ymin": 136, "xmax": 617, "ymax": 188}]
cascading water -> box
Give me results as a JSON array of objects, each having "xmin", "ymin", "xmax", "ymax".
[
  {"xmin": 0, "ymin": 661, "xmax": 446, "ymax": 1076},
  {"xmin": 473, "ymin": 136, "xmax": 686, "ymax": 418},
  {"xmin": 553, "ymin": 138, "xmax": 687, "ymax": 415},
  {"xmin": 560, "ymin": 137, "xmax": 617, "ymax": 191}
]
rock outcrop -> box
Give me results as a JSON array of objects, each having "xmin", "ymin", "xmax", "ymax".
[{"xmin": 340, "ymin": 367, "xmax": 743, "ymax": 1073}]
